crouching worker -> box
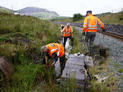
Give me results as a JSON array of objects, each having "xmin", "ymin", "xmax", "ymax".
[{"xmin": 41, "ymin": 43, "xmax": 65, "ymax": 77}]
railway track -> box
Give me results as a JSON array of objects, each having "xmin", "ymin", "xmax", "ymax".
[
  {"xmin": 54, "ymin": 22, "xmax": 123, "ymax": 41},
  {"xmin": 73, "ymin": 25, "xmax": 123, "ymax": 41},
  {"xmin": 97, "ymin": 30, "xmax": 123, "ymax": 41},
  {"xmin": 74, "ymin": 24, "xmax": 123, "ymax": 41}
]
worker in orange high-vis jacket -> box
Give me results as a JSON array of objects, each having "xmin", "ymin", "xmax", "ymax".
[
  {"xmin": 61, "ymin": 23, "xmax": 74, "ymax": 47},
  {"xmin": 41, "ymin": 43, "xmax": 65, "ymax": 77},
  {"xmin": 82, "ymin": 10, "xmax": 105, "ymax": 55}
]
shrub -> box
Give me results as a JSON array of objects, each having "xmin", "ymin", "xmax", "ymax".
[{"xmin": 73, "ymin": 13, "xmax": 83, "ymax": 22}]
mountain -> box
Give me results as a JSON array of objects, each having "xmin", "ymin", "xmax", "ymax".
[
  {"xmin": 0, "ymin": 6, "xmax": 16, "ymax": 13},
  {"xmin": 17, "ymin": 7, "xmax": 59, "ymax": 18}
]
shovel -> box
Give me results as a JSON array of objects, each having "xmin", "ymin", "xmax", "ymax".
[{"xmin": 99, "ymin": 32, "xmax": 106, "ymax": 57}]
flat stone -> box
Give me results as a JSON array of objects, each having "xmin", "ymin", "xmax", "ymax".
[
  {"xmin": 61, "ymin": 67, "xmax": 85, "ymax": 81},
  {"xmin": 67, "ymin": 54, "xmax": 85, "ymax": 66},
  {"xmin": 84, "ymin": 56, "xmax": 94, "ymax": 66},
  {"xmin": 0, "ymin": 56, "xmax": 14, "ymax": 79},
  {"xmin": 61, "ymin": 54, "xmax": 85, "ymax": 81}
]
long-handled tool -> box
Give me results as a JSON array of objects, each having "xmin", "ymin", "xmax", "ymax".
[{"xmin": 99, "ymin": 32, "xmax": 106, "ymax": 57}]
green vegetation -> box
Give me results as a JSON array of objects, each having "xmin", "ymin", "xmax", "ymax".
[
  {"xmin": 98, "ymin": 11, "xmax": 123, "ymax": 25},
  {"xmin": 114, "ymin": 63, "xmax": 120, "ymax": 68},
  {"xmin": 70, "ymin": 28, "xmax": 84, "ymax": 54},
  {"xmin": 118, "ymin": 68, "xmax": 123, "ymax": 73},
  {"xmin": 53, "ymin": 11, "xmax": 123, "ymax": 25},
  {"xmin": 0, "ymin": 11, "xmax": 61, "ymax": 91},
  {"xmin": 50, "ymin": 16, "xmax": 69, "ymax": 21},
  {"xmin": 89, "ymin": 57, "xmax": 118, "ymax": 92},
  {"xmin": 0, "ymin": 10, "xmax": 81, "ymax": 92},
  {"xmin": 99, "ymin": 59, "xmax": 107, "ymax": 65},
  {"xmin": 33, "ymin": 12, "xmax": 58, "ymax": 19},
  {"xmin": 0, "ymin": 9, "xmax": 121, "ymax": 92},
  {"xmin": 51, "ymin": 17, "xmax": 73, "ymax": 22},
  {"xmin": 0, "ymin": 8, "xmax": 13, "ymax": 13},
  {"xmin": 73, "ymin": 13, "xmax": 83, "ymax": 22}
]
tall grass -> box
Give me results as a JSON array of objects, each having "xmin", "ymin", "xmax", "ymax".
[
  {"xmin": 1, "ymin": 10, "xmax": 120, "ymax": 91},
  {"xmin": 0, "ymin": 12, "xmax": 81, "ymax": 91}
]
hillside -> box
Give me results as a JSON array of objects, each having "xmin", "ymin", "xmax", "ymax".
[
  {"xmin": 0, "ymin": 6, "xmax": 16, "ymax": 13},
  {"xmin": 0, "ymin": 11, "xmax": 60, "ymax": 91},
  {"xmin": 52, "ymin": 11, "xmax": 123, "ymax": 25},
  {"xmin": 17, "ymin": 7, "xmax": 59, "ymax": 19},
  {"xmin": 0, "ymin": 10, "xmax": 81, "ymax": 91}
]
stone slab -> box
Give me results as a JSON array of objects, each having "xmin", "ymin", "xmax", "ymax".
[
  {"xmin": 67, "ymin": 54, "xmax": 85, "ymax": 66},
  {"xmin": 84, "ymin": 56, "xmax": 94, "ymax": 66},
  {"xmin": 61, "ymin": 54, "xmax": 85, "ymax": 81}
]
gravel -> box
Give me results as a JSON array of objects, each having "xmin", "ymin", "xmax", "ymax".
[
  {"xmin": 95, "ymin": 33, "xmax": 123, "ymax": 91},
  {"xmin": 75, "ymin": 27, "xmax": 123, "ymax": 91}
]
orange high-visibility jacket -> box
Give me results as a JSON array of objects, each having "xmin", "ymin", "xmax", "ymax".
[
  {"xmin": 46, "ymin": 43, "xmax": 65, "ymax": 58},
  {"xmin": 62, "ymin": 26, "xmax": 73, "ymax": 37},
  {"xmin": 83, "ymin": 14, "xmax": 104, "ymax": 32}
]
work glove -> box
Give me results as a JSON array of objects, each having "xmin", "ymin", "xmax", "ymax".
[
  {"xmin": 45, "ymin": 65, "xmax": 48, "ymax": 68},
  {"xmin": 82, "ymin": 32, "xmax": 85, "ymax": 36},
  {"xmin": 45, "ymin": 63, "xmax": 48, "ymax": 68},
  {"xmin": 50, "ymin": 64, "xmax": 54, "ymax": 68},
  {"xmin": 61, "ymin": 36, "xmax": 63, "ymax": 39},
  {"xmin": 102, "ymin": 29, "xmax": 106, "ymax": 32}
]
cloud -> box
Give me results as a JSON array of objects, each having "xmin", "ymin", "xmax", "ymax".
[{"xmin": 0, "ymin": 0, "xmax": 123, "ymax": 17}]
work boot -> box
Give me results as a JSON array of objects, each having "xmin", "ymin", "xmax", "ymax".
[{"xmin": 84, "ymin": 43, "xmax": 89, "ymax": 55}]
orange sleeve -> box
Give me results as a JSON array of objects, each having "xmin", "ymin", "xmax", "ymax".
[
  {"xmin": 83, "ymin": 17, "xmax": 88, "ymax": 32},
  {"xmin": 97, "ymin": 17, "xmax": 105, "ymax": 29},
  {"xmin": 61, "ymin": 27, "xmax": 66, "ymax": 33},
  {"xmin": 70, "ymin": 26, "xmax": 73, "ymax": 32}
]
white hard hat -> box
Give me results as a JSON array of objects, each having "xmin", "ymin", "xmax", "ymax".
[
  {"xmin": 41, "ymin": 46, "xmax": 48, "ymax": 52},
  {"xmin": 67, "ymin": 23, "xmax": 70, "ymax": 26}
]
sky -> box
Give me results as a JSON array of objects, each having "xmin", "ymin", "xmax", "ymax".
[{"xmin": 0, "ymin": 0, "xmax": 123, "ymax": 17}]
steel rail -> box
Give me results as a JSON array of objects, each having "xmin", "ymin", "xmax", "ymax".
[
  {"xmin": 54, "ymin": 22, "xmax": 123, "ymax": 41},
  {"xmin": 72, "ymin": 24, "xmax": 123, "ymax": 41}
]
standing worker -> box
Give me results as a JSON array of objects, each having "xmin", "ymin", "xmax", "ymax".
[
  {"xmin": 82, "ymin": 10, "xmax": 105, "ymax": 55},
  {"xmin": 61, "ymin": 23, "xmax": 74, "ymax": 48},
  {"xmin": 41, "ymin": 43, "xmax": 65, "ymax": 77}
]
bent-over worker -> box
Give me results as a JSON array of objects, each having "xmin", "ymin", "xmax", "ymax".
[{"xmin": 41, "ymin": 43, "xmax": 65, "ymax": 76}]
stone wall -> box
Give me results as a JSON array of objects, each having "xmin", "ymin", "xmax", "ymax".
[{"xmin": 54, "ymin": 22, "xmax": 123, "ymax": 34}]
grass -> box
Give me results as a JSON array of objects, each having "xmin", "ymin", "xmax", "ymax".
[
  {"xmin": 118, "ymin": 68, "xmax": 123, "ymax": 73},
  {"xmin": 70, "ymin": 28, "xmax": 83, "ymax": 54},
  {"xmin": 0, "ymin": 9, "xmax": 121, "ymax": 91},
  {"xmin": 53, "ymin": 11, "xmax": 123, "ymax": 25},
  {"xmin": 0, "ymin": 11, "xmax": 81, "ymax": 92},
  {"xmin": 4, "ymin": 64, "xmax": 46, "ymax": 92},
  {"xmin": 52, "ymin": 17, "xmax": 73, "ymax": 22},
  {"xmin": 88, "ymin": 56, "xmax": 118, "ymax": 92},
  {"xmin": 114, "ymin": 63, "xmax": 120, "ymax": 68},
  {"xmin": 33, "ymin": 12, "xmax": 58, "ymax": 19}
]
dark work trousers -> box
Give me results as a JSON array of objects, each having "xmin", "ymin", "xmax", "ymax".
[
  {"xmin": 85, "ymin": 32, "xmax": 96, "ymax": 46},
  {"xmin": 41, "ymin": 54, "xmax": 66, "ymax": 74},
  {"xmin": 63, "ymin": 35, "xmax": 74, "ymax": 47},
  {"xmin": 60, "ymin": 55, "xmax": 65, "ymax": 74},
  {"xmin": 85, "ymin": 32, "xmax": 96, "ymax": 54}
]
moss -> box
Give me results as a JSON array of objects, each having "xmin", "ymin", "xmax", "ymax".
[{"xmin": 118, "ymin": 68, "xmax": 123, "ymax": 73}]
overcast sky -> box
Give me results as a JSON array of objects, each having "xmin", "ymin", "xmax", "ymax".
[{"xmin": 0, "ymin": 0, "xmax": 123, "ymax": 17}]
